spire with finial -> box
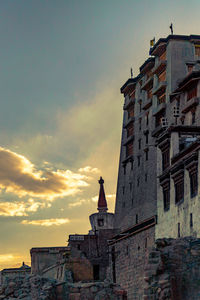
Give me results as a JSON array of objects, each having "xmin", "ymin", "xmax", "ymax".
[
  {"xmin": 97, "ymin": 177, "xmax": 108, "ymax": 212},
  {"xmin": 170, "ymin": 23, "xmax": 173, "ymax": 35}
]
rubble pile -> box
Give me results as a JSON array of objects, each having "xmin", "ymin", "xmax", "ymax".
[
  {"xmin": 0, "ymin": 275, "xmax": 57, "ymax": 300},
  {"xmin": 144, "ymin": 237, "xmax": 200, "ymax": 300}
]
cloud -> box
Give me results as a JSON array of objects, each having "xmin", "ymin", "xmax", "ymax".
[
  {"xmin": 68, "ymin": 199, "xmax": 87, "ymax": 208},
  {"xmin": 0, "ymin": 147, "xmax": 90, "ymax": 200},
  {"xmin": 21, "ymin": 218, "xmax": 70, "ymax": 226},
  {"xmin": 78, "ymin": 166, "xmax": 100, "ymax": 174}
]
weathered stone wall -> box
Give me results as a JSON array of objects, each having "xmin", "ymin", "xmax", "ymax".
[
  {"xmin": 108, "ymin": 226, "xmax": 155, "ymax": 300},
  {"xmin": 144, "ymin": 237, "xmax": 200, "ymax": 300}
]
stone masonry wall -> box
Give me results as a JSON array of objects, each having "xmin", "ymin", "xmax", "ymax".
[
  {"xmin": 108, "ymin": 226, "xmax": 155, "ymax": 300},
  {"xmin": 144, "ymin": 237, "xmax": 200, "ymax": 300}
]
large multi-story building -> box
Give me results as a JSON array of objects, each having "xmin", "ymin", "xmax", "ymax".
[{"xmin": 109, "ymin": 34, "xmax": 200, "ymax": 299}]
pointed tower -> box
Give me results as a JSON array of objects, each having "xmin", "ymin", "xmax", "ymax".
[{"xmin": 89, "ymin": 177, "xmax": 114, "ymax": 233}]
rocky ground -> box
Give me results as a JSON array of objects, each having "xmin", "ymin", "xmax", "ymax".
[
  {"xmin": 0, "ymin": 275, "xmax": 127, "ymax": 300},
  {"xmin": 0, "ymin": 275, "xmax": 57, "ymax": 300}
]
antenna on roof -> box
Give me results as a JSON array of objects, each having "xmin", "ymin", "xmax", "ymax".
[
  {"xmin": 130, "ymin": 68, "xmax": 133, "ymax": 78},
  {"xmin": 170, "ymin": 23, "xmax": 173, "ymax": 35}
]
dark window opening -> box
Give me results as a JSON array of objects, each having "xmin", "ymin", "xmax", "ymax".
[
  {"xmin": 137, "ymin": 178, "xmax": 140, "ymax": 187},
  {"xmin": 146, "ymin": 113, "xmax": 149, "ymax": 126},
  {"xmin": 145, "ymin": 173, "xmax": 148, "ymax": 182},
  {"xmin": 77, "ymin": 244, "xmax": 81, "ymax": 250},
  {"xmin": 178, "ymin": 223, "xmax": 180, "ymax": 238},
  {"xmin": 145, "ymin": 149, "xmax": 149, "ymax": 161},
  {"xmin": 93, "ymin": 264, "xmax": 100, "ymax": 280},
  {"xmin": 191, "ymin": 111, "xmax": 196, "ymax": 124},
  {"xmin": 139, "ymin": 118, "xmax": 142, "ymax": 130},
  {"xmin": 131, "ymin": 198, "xmax": 133, "ymax": 206},
  {"xmin": 163, "ymin": 188, "xmax": 170, "ymax": 211},
  {"xmin": 145, "ymin": 133, "xmax": 149, "ymax": 144},
  {"xmin": 126, "ymin": 245, "xmax": 129, "ymax": 255},
  {"xmin": 175, "ymin": 180, "xmax": 184, "ymax": 204},
  {"xmin": 122, "ymin": 186, "xmax": 125, "ymax": 194},
  {"xmin": 129, "ymin": 182, "xmax": 132, "ymax": 191},
  {"xmin": 139, "ymin": 102, "xmax": 142, "ymax": 113},
  {"xmin": 136, "ymin": 214, "xmax": 138, "ymax": 224},
  {"xmin": 162, "ymin": 149, "xmax": 170, "ymax": 170},
  {"xmin": 126, "ymin": 142, "xmax": 133, "ymax": 157},
  {"xmin": 190, "ymin": 171, "xmax": 198, "ymax": 198},
  {"xmin": 123, "ymin": 165, "xmax": 126, "ymax": 175},
  {"xmin": 137, "ymin": 156, "xmax": 141, "ymax": 166},
  {"xmin": 138, "ymin": 139, "xmax": 141, "ymax": 150},
  {"xmin": 98, "ymin": 219, "xmax": 104, "ymax": 227},
  {"xmin": 190, "ymin": 213, "xmax": 193, "ymax": 228},
  {"xmin": 145, "ymin": 238, "xmax": 147, "ymax": 249}
]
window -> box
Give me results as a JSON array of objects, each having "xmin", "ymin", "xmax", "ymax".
[
  {"xmin": 129, "ymin": 182, "xmax": 132, "ymax": 191},
  {"xmin": 136, "ymin": 214, "xmax": 138, "ymax": 224},
  {"xmin": 175, "ymin": 180, "xmax": 184, "ymax": 204},
  {"xmin": 190, "ymin": 171, "xmax": 198, "ymax": 198},
  {"xmin": 139, "ymin": 118, "xmax": 142, "ymax": 130},
  {"xmin": 98, "ymin": 219, "xmax": 104, "ymax": 227},
  {"xmin": 195, "ymin": 45, "xmax": 200, "ymax": 57},
  {"xmin": 158, "ymin": 93, "xmax": 166, "ymax": 105},
  {"xmin": 93, "ymin": 265, "xmax": 100, "ymax": 280},
  {"xmin": 131, "ymin": 160, "xmax": 133, "ymax": 170},
  {"xmin": 145, "ymin": 132, "xmax": 149, "ymax": 144},
  {"xmin": 137, "ymin": 156, "xmax": 141, "ymax": 166},
  {"xmin": 77, "ymin": 244, "xmax": 81, "ymax": 250},
  {"xmin": 145, "ymin": 238, "xmax": 147, "ymax": 249},
  {"xmin": 123, "ymin": 165, "xmax": 126, "ymax": 175},
  {"xmin": 162, "ymin": 148, "xmax": 170, "ymax": 170},
  {"xmin": 158, "ymin": 70, "xmax": 166, "ymax": 82},
  {"xmin": 145, "ymin": 149, "xmax": 149, "ymax": 161},
  {"xmin": 187, "ymin": 85, "xmax": 197, "ymax": 101},
  {"xmin": 139, "ymin": 101, "xmax": 142, "ymax": 113},
  {"xmin": 137, "ymin": 178, "xmax": 140, "ymax": 187},
  {"xmin": 190, "ymin": 213, "xmax": 193, "ymax": 228},
  {"xmin": 127, "ymin": 105, "xmax": 134, "ymax": 118},
  {"xmin": 127, "ymin": 123, "xmax": 134, "ymax": 137},
  {"xmin": 146, "ymin": 113, "xmax": 149, "ymax": 126},
  {"xmin": 122, "ymin": 186, "xmax": 125, "ymax": 194},
  {"xmin": 145, "ymin": 173, "xmax": 148, "ymax": 182},
  {"xmin": 178, "ymin": 223, "xmax": 180, "ymax": 238},
  {"xmin": 147, "ymin": 89, "xmax": 152, "ymax": 99},
  {"xmin": 163, "ymin": 188, "xmax": 170, "ymax": 211},
  {"xmin": 138, "ymin": 139, "xmax": 141, "ymax": 149},
  {"xmin": 126, "ymin": 142, "xmax": 133, "ymax": 157},
  {"xmin": 191, "ymin": 111, "xmax": 196, "ymax": 124}
]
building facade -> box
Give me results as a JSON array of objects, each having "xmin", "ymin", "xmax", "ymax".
[{"xmin": 109, "ymin": 34, "xmax": 200, "ymax": 299}]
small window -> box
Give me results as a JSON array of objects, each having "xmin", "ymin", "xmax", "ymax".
[
  {"xmin": 145, "ymin": 149, "xmax": 149, "ymax": 161},
  {"xmin": 146, "ymin": 113, "xmax": 149, "ymax": 126},
  {"xmin": 191, "ymin": 111, "xmax": 196, "ymax": 124},
  {"xmin": 162, "ymin": 149, "xmax": 170, "ymax": 170},
  {"xmin": 131, "ymin": 160, "xmax": 133, "ymax": 170},
  {"xmin": 93, "ymin": 265, "xmax": 100, "ymax": 280},
  {"xmin": 139, "ymin": 118, "xmax": 142, "ymax": 130},
  {"xmin": 129, "ymin": 182, "xmax": 132, "ymax": 191},
  {"xmin": 98, "ymin": 219, "xmax": 104, "ymax": 227},
  {"xmin": 139, "ymin": 102, "xmax": 142, "ymax": 113},
  {"xmin": 77, "ymin": 244, "xmax": 81, "ymax": 250},
  {"xmin": 138, "ymin": 139, "xmax": 141, "ymax": 150},
  {"xmin": 163, "ymin": 188, "xmax": 170, "ymax": 211},
  {"xmin": 145, "ymin": 173, "xmax": 148, "ymax": 182},
  {"xmin": 136, "ymin": 214, "xmax": 138, "ymax": 224},
  {"xmin": 178, "ymin": 223, "xmax": 180, "ymax": 238},
  {"xmin": 175, "ymin": 180, "xmax": 184, "ymax": 204},
  {"xmin": 126, "ymin": 245, "xmax": 129, "ymax": 255},
  {"xmin": 145, "ymin": 238, "xmax": 147, "ymax": 249},
  {"xmin": 190, "ymin": 171, "xmax": 198, "ymax": 198},
  {"xmin": 137, "ymin": 156, "xmax": 141, "ymax": 166},
  {"xmin": 123, "ymin": 165, "xmax": 126, "ymax": 175},
  {"xmin": 122, "ymin": 186, "xmax": 125, "ymax": 194},
  {"xmin": 145, "ymin": 133, "xmax": 149, "ymax": 144},
  {"xmin": 137, "ymin": 178, "xmax": 140, "ymax": 187},
  {"xmin": 190, "ymin": 213, "xmax": 193, "ymax": 228}
]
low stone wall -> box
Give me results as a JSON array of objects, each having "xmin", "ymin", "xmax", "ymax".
[
  {"xmin": 57, "ymin": 280, "xmax": 127, "ymax": 300},
  {"xmin": 144, "ymin": 237, "xmax": 200, "ymax": 300}
]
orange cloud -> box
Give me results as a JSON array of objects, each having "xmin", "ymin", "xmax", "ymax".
[
  {"xmin": 21, "ymin": 218, "xmax": 70, "ymax": 226},
  {"xmin": 0, "ymin": 147, "xmax": 90, "ymax": 200}
]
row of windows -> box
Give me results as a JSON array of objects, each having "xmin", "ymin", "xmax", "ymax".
[{"xmin": 162, "ymin": 171, "xmax": 198, "ymax": 211}]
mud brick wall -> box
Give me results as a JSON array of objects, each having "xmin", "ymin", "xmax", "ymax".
[{"xmin": 144, "ymin": 237, "xmax": 200, "ymax": 300}]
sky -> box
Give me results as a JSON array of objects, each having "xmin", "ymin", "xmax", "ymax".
[{"xmin": 1, "ymin": 0, "xmax": 200, "ymax": 270}]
